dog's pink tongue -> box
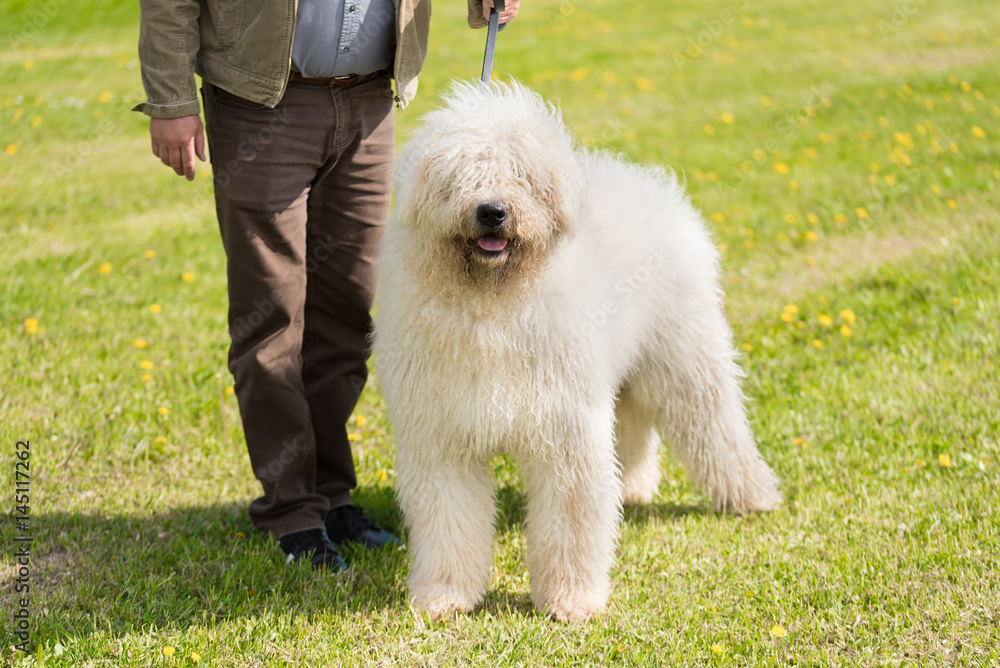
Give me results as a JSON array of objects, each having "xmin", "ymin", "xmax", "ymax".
[{"xmin": 477, "ymin": 235, "xmax": 508, "ymax": 252}]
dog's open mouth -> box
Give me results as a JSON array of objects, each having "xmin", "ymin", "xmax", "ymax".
[{"xmin": 475, "ymin": 235, "xmax": 509, "ymax": 254}]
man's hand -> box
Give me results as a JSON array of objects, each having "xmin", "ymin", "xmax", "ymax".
[
  {"xmin": 482, "ymin": 0, "xmax": 520, "ymax": 24},
  {"xmin": 150, "ymin": 115, "xmax": 206, "ymax": 181}
]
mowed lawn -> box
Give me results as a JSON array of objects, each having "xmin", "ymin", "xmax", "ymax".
[{"xmin": 2, "ymin": 0, "xmax": 999, "ymax": 664}]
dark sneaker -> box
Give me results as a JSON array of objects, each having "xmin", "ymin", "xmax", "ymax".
[
  {"xmin": 278, "ymin": 528, "xmax": 348, "ymax": 573},
  {"xmin": 325, "ymin": 504, "xmax": 401, "ymax": 549}
]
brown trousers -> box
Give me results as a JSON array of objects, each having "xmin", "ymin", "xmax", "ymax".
[{"xmin": 202, "ymin": 74, "xmax": 394, "ymax": 537}]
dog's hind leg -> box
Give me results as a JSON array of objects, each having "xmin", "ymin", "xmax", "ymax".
[
  {"xmin": 523, "ymin": 413, "xmax": 622, "ymax": 623},
  {"xmin": 395, "ymin": 444, "xmax": 496, "ymax": 619},
  {"xmin": 614, "ymin": 387, "xmax": 662, "ymax": 506},
  {"xmin": 642, "ymin": 322, "xmax": 782, "ymax": 514}
]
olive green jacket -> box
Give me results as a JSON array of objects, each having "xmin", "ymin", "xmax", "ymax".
[{"xmin": 135, "ymin": 0, "xmax": 490, "ymax": 118}]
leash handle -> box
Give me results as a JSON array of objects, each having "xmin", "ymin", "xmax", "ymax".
[{"xmin": 481, "ymin": 0, "xmax": 507, "ymax": 86}]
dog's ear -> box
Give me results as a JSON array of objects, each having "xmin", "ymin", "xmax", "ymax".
[{"xmin": 538, "ymin": 156, "xmax": 586, "ymax": 241}]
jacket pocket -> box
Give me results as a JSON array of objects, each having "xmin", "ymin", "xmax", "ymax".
[{"xmin": 209, "ymin": 0, "xmax": 244, "ymax": 47}]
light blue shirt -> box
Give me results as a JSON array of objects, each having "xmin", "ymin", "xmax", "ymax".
[{"xmin": 291, "ymin": 0, "xmax": 397, "ymax": 78}]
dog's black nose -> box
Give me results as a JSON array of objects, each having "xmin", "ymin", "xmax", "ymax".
[{"xmin": 476, "ymin": 202, "xmax": 507, "ymax": 228}]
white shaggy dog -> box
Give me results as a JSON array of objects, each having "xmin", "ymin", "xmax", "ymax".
[{"xmin": 374, "ymin": 82, "xmax": 781, "ymax": 622}]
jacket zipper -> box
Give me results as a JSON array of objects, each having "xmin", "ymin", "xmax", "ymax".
[{"xmin": 277, "ymin": 0, "xmax": 298, "ymax": 101}]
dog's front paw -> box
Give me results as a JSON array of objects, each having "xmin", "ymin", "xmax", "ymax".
[
  {"xmin": 411, "ymin": 585, "xmax": 483, "ymax": 620},
  {"xmin": 540, "ymin": 592, "xmax": 607, "ymax": 623},
  {"xmin": 730, "ymin": 458, "xmax": 782, "ymax": 513}
]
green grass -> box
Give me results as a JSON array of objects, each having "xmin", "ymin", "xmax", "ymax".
[{"xmin": 2, "ymin": 0, "xmax": 999, "ymax": 664}]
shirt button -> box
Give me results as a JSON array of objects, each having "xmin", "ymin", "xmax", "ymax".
[
  {"xmin": 349, "ymin": 4, "xmax": 356, "ymax": 10},
  {"xmin": 342, "ymin": 47, "xmax": 350, "ymax": 52}
]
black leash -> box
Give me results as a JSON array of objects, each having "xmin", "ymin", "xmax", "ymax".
[{"xmin": 481, "ymin": 0, "xmax": 508, "ymax": 86}]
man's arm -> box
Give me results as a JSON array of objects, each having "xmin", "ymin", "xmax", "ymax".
[{"xmin": 136, "ymin": 0, "xmax": 205, "ymax": 180}]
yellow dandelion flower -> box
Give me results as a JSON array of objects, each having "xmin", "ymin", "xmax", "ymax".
[
  {"xmin": 774, "ymin": 162, "xmax": 790, "ymax": 174},
  {"xmin": 803, "ymin": 147, "xmax": 818, "ymax": 158},
  {"xmin": 916, "ymin": 458, "xmax": 925, "ymax": 467},
  {"xmin": 972, "ymin": 126, "xmax": 985, "ymax": 138},
  {"xmin": 790, "ymin": 179, "xmax": 800, "ymax": 190},
  {"xmin": 840, "ymin": 325, "xmax": 852, "ymax": 337},
  {"xmin": 923, "ymin": 98, "xmax": 934, "ymax": 110},
  {"xmin": 805, "ymin": 213, "xmax": 817, "ymax": 225},
  {"xmin": 780, "ymin": 312, "xmax": 795, "ymax": 323},
  {"xmin": 24, "ymin": 318, "xmax": 39, "ymax": 335},
  {"xmin": 356, "ymin": 414, "xmax": 367, "ymax": 427},
  {"xmin": 569, "ymin": 68, "xmax": 588, "ymax": 82},
  {"xmin": 162, "ymin": 646, "xmax": 175, "ymax": 657},
  {"xmin": 634, "ymin": 77, "xmax": 654, "ymax": 91},
  {"xmin": 25, "ymin": 58, "xmax": 36, "ymax": 69},
  {"xmin": 869, "ymin": 162, "xmax": 880, "ymax": 172},
  {"xmin": 31, "ymin": 116, "xmax": 41, "ymax": 127},
  {"xmin": 191, "ymin": 652, "xmax": 201, "ymax": 663},
  {"xmin": 947, "ymin": 199, "xmax": 957, "ymax": 209},
  {"xmin": 753, "ymin": 148, "xmax": 766, "ymax": 161},
  {"xmin": 5, "ymin": 143, "xmax": 18, "ymax": 156},
  {"xmin": 158, "ymin": 406, "xmax": 170, "ymax": 416},
  {"xmin": 893, "ymin": 132, "xmax": 914, "ymax": 149},
  {"xmin": 783, "ymin": 213, "xmax": 796, "ymax": 223},
  {"xmin": 703, "ymin": 123, "xmax": 715, "ymax": 135},
  {"xmin": 150, "ymin": 303, "xmax": 162, "ymax": 313},
  {"xmin": 949, "ymin": 142, "xmax": 958, "ymax": 153},
  {"xmin": 711, "ymin": 643, "xmax": 723, "ymax": 654},
  {"xmin": 884, "ymin": 174, "xmax": 897, "ymax": 186},
  {"xmin": 818, "ymin": 132, "xmax": 835, "ymax": 143},
  {"xmin": 741, "ymin": 15, "xmax": 754, "ymax": 27},
  {"xmin": 770, "ymin": 624, "xmax": 788, "ymax": 637},
  {"xmin": 741, "ymin": 343, "xmax": 753, "ymax": 351},
  {"xmin": 812, "ymin": 340, "xmax": 824, "ymax": 349},
  {"xmin": 931, "ymin": 184, "xmax": 942, "ymax": 195},
  {"xmin": 901, "ymin": 83, "xmax": 912, "ymax": 95},
  {"xmin": 720, "ymin": 111, "xmax": 734, "ymax": 124},
  {"xmin": 98, "ymin": 91, "xmax": 112, "ymax": 103},
  {"xmin": 376, "ymin": 469, "xmax": 388, "ymax": 482},
  {"xmin": 98, "ymin": 262, "xmax": 112, "ymax": 275},
  {"xmin": 347, "ymin": 433, "xmax": 361, "ymax": 442},
  {"xmin": 760, "ymin": 95, "xmax": 772, "ymax": 106},
  {"xmin": 133, "ymin": 339, "xmax": 148, "ymax": 349},
  {"xmin": 181, "ymin": 272, "xmax": 195, "ymax": 282},
  {"xmin": 939, "ymin": 453, "xmax": 952, "ymax": 467},
  {"xmin": 797, "ymin": 319, "xmax": 807, "ymax": 327},
  {"xmin": 818, "ymin": 314, "xmax": 833, "ymax": 326},
  {"xmin": 140, "ymin": 360, "xmax": 154, "ymax": 370},
  {"xmin": 960, "ymin": 80, "xmax": 971, "ymax": 92},
  {"xmin": 144, "ymin": 250, "xmax": 156, "ymax": 259},
  {"xmin": 839, "ymin": 309, "xmax": 856, "ymax": 324},
  {"xmin": 856, "ymin": 207, "xmax": 868, "ymax": 219},
  {"xmin": 155, "ymin": 437, "xmax": 169, "ymax": 444},
  {"xmin": 141, "ymin": 374, "xmax": 152, "ymax": 382},
  {"xmin": 806, "ymin": 231, "xmax": 819, "ymax": 243},
  {"xmin": 225, "ymin": 385, "xmax": 234, "ymax": 395},
  {"xmin": 711, "ymin": 212, "xmax": 725, "ymax": 223},
  {"xmin": 793, "ymin": 437, "xmax": 807, "ymax": 447},
  {"xmin": 783, "ymin": 304, "xmax": 799, "ymax": 314},
  {"xmin": 706, "ymin": 171, "xmax": 718, "ymax": 182},
  {"xmin": 878, "ymin": 116, "xmax": 889, "ymax": 127}
]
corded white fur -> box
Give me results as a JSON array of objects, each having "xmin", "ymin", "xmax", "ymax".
[{"xmin": 374, "ymin": 81, "xmax": 782, "ymax": 622}]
